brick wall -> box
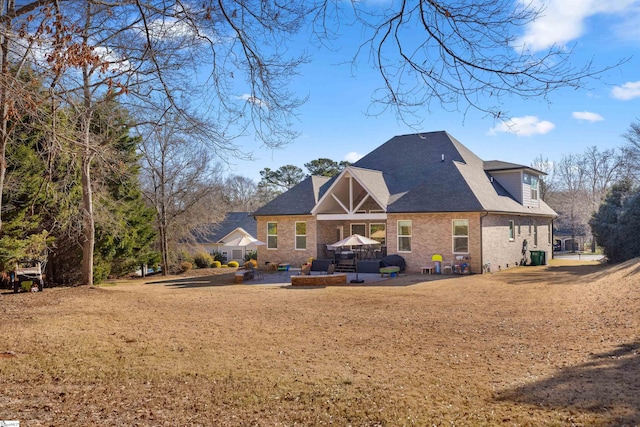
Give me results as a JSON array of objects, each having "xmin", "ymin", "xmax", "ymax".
[
  {"xmin": 481, "ymin": 214, "xmax": 553, "ymax": 273},
  {"xmin": 386, "ymin": 213, "xmax": 481, "ymax": 273},
  {"xmin": 257, "ymin": 213, "xmax": 553, "ymax": 274},
  {"xmin": 256, "ymin": 215, "xmax": 316, "ymax": 268}
]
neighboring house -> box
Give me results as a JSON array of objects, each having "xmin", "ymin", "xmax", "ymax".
[
  {"xmin": 252, "ymin": 131, "xmax": 557, "ymax": 273},
  {"xmin": 553, "ymin": 228, "xmax": 589, "ymax": 252},
  {"xmin": 194, "ymin": 212, "xmax": 258, "ymax": 262}
]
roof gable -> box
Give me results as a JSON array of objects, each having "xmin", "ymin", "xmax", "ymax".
[
  {"xmin": 195, "ymin": 212, "xmax": 256, "ymax": 243},
  {"xmin": 311, "ymin": 166, "xmax": 389, "ymax": 215}
]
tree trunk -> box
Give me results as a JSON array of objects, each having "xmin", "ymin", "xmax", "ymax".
[
  {"xmin": 159, "ymin": 216, "xmax": 169, "ymax": 276},
  {"xmin": 80, "ymin": 30, "xmax": 94, "ymax": 285},
  {"xmin": 81, "ymin": 142, "xmax": 95, "ymax": 286},
  {"xmin": 0, "ymin": 0, "xmax": 12, "ymax": 233}
]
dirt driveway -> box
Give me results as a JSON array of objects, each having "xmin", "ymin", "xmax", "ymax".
[{"xmin": 1, "ymin": 259, "xmax": 638, "ymax": 426}]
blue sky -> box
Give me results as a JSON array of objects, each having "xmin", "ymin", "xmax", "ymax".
[{"xmin": 227, "ymin": 0, "xmax": 640, "ymax": 182}]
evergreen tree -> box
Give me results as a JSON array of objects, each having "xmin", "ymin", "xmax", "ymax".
[
  {"xmin": 90, "ymin": 100, "xmax": 159, "ymax": 282},
  {"xmin": 1, "ymin": 81, "xmax": 158, "ymax": 284},
  {"xmin": 590, "ymin": 180, "xmax": 640, "ymax": 263},
  {"xmin": 304, "ymin": 158, "xmax": 350, "ymax": 177}
]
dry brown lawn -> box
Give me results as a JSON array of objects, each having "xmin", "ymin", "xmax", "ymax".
[{"xmin": 1, "ymin": 259, "xmax": 638, "ymax": 426}]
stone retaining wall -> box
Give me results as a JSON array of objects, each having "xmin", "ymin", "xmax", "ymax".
[{"xmin": 291, "ymin": 273, "xmax": 347, "ymax": 286}]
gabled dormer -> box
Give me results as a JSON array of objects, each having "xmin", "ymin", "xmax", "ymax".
[
  {"xmin": 311, "ymin": 166, "xmax": 389, "ymax": 220},
  {"xmin": 484, "ymin": 161, "xmax": 544, "ymax": 208}
]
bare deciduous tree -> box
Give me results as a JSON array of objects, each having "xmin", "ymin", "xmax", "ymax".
[
  {"xmin": 223, "ymin": 175, "xmax": 261, "ymax": 212},
  {"xmin": 315, "ymin": 0, "xmax": 621, "ymax": 122},
  {"xmin": 553, "ymin": 154, "xmax": 590, "ymax": 251},
  {"xmin": 0, "ymin": 0, "xmax": 623, "ymax": 283},
  {"xmin": 137, "ymin": 110, "xmax": 228, "ymax": 274},
  {"xmin": 582, "ymin": 146, "xmax": 625, "ymax": 251},
  {"xmin": 622, "ymin": 120, "xmax": 640, "ymax": 184}
]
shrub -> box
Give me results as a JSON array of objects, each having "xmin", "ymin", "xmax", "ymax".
[
  {"xmin": 180, "ymin": 262, "xmax": 192, "ymax": 273},
  {"xmin": 193, "ymin": 252, "xmax": 214, "ymax": 268},
  {"xmin": 227, "ymin": 261, "xmax": 239, "ymax": 268},
  {"xmin": 244, "ymin": 250, "xmax": 257, "ymax": 262},
  {"xmin": 177, "ymin": 250, "xmax": 194, "ymax": 264},
  {"xmin": 244, "ymin": 259, "xmax": 258, "ymax": 269},
  {"xmin": 212, "ymin": 251, "xmax": 227, "ymax": 263},
  {"xmin": 211, "ymin": 260, "xmax": 222, "ymax": 268}
]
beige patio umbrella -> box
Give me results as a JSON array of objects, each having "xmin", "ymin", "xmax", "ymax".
[
  {"xmin": 223, "ymin": 236, "xmax": 266, "ymax": 262},
  {"xmin": 223, "ymin": 236, "xmax": 266, "ymax": 247},
  {"xmin": 331, "ymin": 234, "xmax": 380, "ymax": 247},
  {"xmin": 330, "ymin": 234, "xmax": 380, "ymax": 283}
]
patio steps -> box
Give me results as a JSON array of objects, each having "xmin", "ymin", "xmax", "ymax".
[{"xmin": 334, "ymin": 262, "xmax": 356, "ymax": 273}]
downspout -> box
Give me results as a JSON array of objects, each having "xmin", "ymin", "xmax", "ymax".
[
  {"xmin": 480, "ymin": 211, "xmax": 489, "ymax": 274},
  {"xmin": 551, "ymin": 217, "xmax": 554, "ymax": 260}
]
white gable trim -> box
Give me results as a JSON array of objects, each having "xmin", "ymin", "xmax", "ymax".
[
  {"xmin": 219, "ymin": 227, "xmax": 252, "ymax": 243},
  {"xmin": 331, "ymin": 193, "xmax": 349, "ymax": 213},
  {"xmin": 317, "ymin": 213, "xmax": 388, "ymax": 221},
  {"xmin": 311, "ymin": 166, "xmax": 387, "ymax": 215}
]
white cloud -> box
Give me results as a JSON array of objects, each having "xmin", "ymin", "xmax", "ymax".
[
  {"xmin": 611, "ymin": 81, "xmax": 640, "ymax": 100},
  {"xmin": 238, "ymin": 94, "xmax": 269, "ymax": 109},
  {"xmin": 611, "ymin": 7, "xmax": 640, "ymax": 41},
  {"xmin": 571, "ymin": 111, "xmax": 604, "ymax": 122},
  {"xmin": 344, "ymin": 151, "xmax": 363, "ymax": 163},
  {"xmin": 488, "ymin": 116, "xmax": 555, "ymax": 136},
  {"xmin": 146, "ymin": 17, "xmax": 196, "ymax": 41},
  {"xmin": 516, "ymin": 0, "xmax": 638, "ymax": 52}
]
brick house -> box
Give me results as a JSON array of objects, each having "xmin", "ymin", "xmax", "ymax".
[{"xmin": 252, "ymin": 131, "xmax": 557, "ymax": 273}]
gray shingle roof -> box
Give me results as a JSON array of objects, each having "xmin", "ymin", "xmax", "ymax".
[
  {"xmin": 252, "ymin": 131, "xmax": 556, "ymax": 217},
  {"xmin": 484, "ymin": 160, "xmax": 545, "ymax": 175},
  {"xmin": 252, "ymin": 176, "xmax": 332, "ymax": 216},
  {"xmin": 195, "ymin": 212, "xmax": 257, "ymax": 243}
]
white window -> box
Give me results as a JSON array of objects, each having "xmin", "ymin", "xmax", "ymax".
[
  {"xmin": 295, "ymin": 221, "xmax": 306, "ymax": 250},
  {"xmin": 509, "ymin": 220, "xmax": 515, "ymax": 240},
  {"xmin": 453, "ymin": 219, "xmax": 469, "ymax": 253},
  {"xmin": 530, "ymin": 176, "xmax": 539, "ymax": 200},
  {"xmin": 267, "ymin": 222, "xmax": 277, "ymax": 249},
  {"xmin": 398, "ymin": 220, "xmax": 412, "ymax": 252},
  {"xmin": 533, "ymin": 221, "xmax": 538, "ymax": 246},
  {"xmin": 351, "ymin": 223, "xmax": 366, "ymax": 236},
  {"xmin": 370, "ymin": 223, "xmax": 386, "ymax": 245}
]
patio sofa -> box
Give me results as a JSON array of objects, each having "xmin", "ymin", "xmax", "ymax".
[
  {"xmin": 302, "ymin": 259, "xmax": 335, "ymax": 275},
  {"xmin": 357, "ymin": 260, "xmax": 382, "ymax": 273}
]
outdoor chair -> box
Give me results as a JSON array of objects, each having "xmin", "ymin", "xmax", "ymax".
[
  {"xmin": 442, "ymin": 260, "xmax": 453, "ymax": 274},
  {"xmin": 249, "ymin": 264, "xmax": 264, "ymax": 280}
]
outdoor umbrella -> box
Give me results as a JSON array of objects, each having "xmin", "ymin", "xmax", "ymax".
[
  {"xmin": 222, "ymin": 236, "xmax": 266, "ymax": 247},
  {"xmin": 330, "ymin": 234, "xmax": 381, "ymax": 283},
  {"xmin": 331, "ymin": 234, "xmax": 380, "ymax": 248},
  {"xmin": 223, "ymin": 236, "xmax": 266, "ymax": 263}
]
